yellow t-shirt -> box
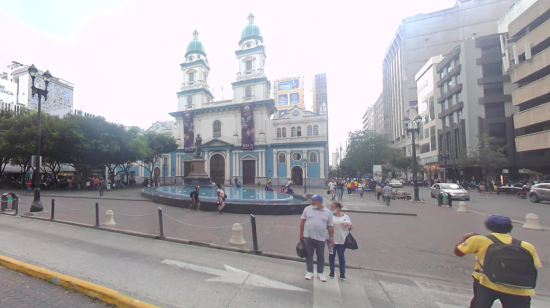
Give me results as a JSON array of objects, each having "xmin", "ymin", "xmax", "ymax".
[
  {"xmin": 346, "ymin": 183, "xmax": 351, "ymax": 188},
  {"xmin": 457, "ymin": 233, "xmax": 541, "ymax": 296}
]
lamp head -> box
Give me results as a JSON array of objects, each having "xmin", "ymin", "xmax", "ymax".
[
  {"xmin": 43, "ymin": 70, "xmax": 53, "ymax": 83},
  {"xmin": 28, "ymin": 64, "xmax": 38, "ymax": 77},
  {"xmin": 403, "ymin": 117, "xmax": 411, "ymax": 126},
  {"xmin": 413, "ymin": 115, "xmax": 422, "ymax": 125}
]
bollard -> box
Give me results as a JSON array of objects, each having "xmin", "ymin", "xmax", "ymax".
[
  {"xmin": 457, "ymin": 201, "xmax": 468, "ymax": 212},
  {"xmin": 103, "ymin": 210, "xmax": 116, "ymax": 226},
  {"xmin": 158, "ymin": 207, "xmax": 164, "ymax": 238},
  {"xmin": 523, "ymin": 213, "xmax": 543, "ymax": 230},
  {"xmin": 95, "ymin": 202, "xmax": 99, "ymax": 227},
  {"xmin": 250, "ymin": 215, "xmax": 258, "ymax": 252},
  {"xmin": 51, "ymin": 199, "xmax": 55, "ymax": 220},
  {"xmin": 229, "ymin": 223, "xmax": 246, "ymax": 246}
]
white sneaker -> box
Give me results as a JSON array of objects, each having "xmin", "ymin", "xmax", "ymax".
[
  {"xmin": 305, "ymin": 272, "xmax": 313, "ymax": 280},
  {"xmin": 318, "ymin": 273, "xmax": 327, "ymax": 282}
]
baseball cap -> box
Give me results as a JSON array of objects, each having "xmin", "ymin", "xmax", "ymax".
[
  {"xmin": 486, "ymin": 215, "xmax": 512, "ymax": 227},
  {"xmin": 310, "ymin": 194, "xmax": 323, "ymax": 201}
]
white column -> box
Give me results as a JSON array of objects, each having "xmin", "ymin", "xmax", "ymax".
[
  {"xmin": 225, "ymin": 150, "xmax": 230, "ymax": 182},
  {"xmin": 176, "ymin": 154, "xmax": 180, "ymax": 176},
  {"xmin": 272, "ymin": 149, "xmax": 277, "ymax": 178},
  {"xmin": 303, "ymin": 150, "xmax": 307, "ymax": 179},
  {"xmin": 205, "ymin": 151, "xmax": 210, "ymax": 174},
  {"xmin": 320, "ymin": 148, "xmax": 325, "ymax": 178}
]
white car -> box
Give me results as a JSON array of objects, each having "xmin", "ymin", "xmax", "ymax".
[
  {"xmin": 387, "ymin": 179, "xmax": 404, "ymax": 189},
  {"xmin": 431, "ymin": 183, "xmax": 470, "ymax": 201}
]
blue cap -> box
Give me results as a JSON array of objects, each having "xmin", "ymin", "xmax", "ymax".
[
  {"xmin": 310, "ymin": 194, "xmax": 323, "ymax": 201},
  {"xmin": 486, "ymin": 215, "xmax": 512, "ymax": 227}
]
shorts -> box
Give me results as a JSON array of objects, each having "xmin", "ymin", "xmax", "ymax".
[{"xmin": 192, "ymin": 201, "xmax": 200, "ymax": 206}]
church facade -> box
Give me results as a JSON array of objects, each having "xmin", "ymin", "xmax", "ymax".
[{"xmin": 132, "ymin": 14, "xmax": 328, "ymax": 187}]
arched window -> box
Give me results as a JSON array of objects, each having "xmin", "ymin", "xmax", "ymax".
[
  {"xmin": 309, "ymin": 152, "xmax": 318, "ymax": 163},
  {"xmin": 187, "ymin": 96, "xmax": 193, "ymax": 108},
  {"xmin": 278, "ymin": 153, "xmax": 286, "ymax": 164},
  {"xmin": 245, "ymin": 86, "xmax": 252, "ymax": 97},
  {"xmin": 297, "ymin": 126, "xmax": 302, "ymax": 137},
  {"xmin": 291, "ymin": 127, "xmax": 296, "ymax": 137},
  {"xmin": 313, "ymin": 125, "xmax": 319, "ymax": 136},
  {"xmin": 213, "ymin": 120, "xmax": 221, "ymax": 138},
  {"xmin": 307, "ymin": 125, "xmax": 312, "ymax": 136},
  {"xmin": 282, "ymin": 127, "xmax": 287, "ymax": 137},
  {"xmin": 277, "ymin": 128, "xmax": 281, "ymax": 138}
]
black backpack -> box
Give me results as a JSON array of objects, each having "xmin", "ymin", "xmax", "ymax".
[{"xmin": 479, "ymin": 235, "xmax": 537, "ymax": 289}]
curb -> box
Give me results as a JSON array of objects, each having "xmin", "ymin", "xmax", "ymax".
[
  {"xmin": 342, "ymin": 209, "xmax": 417, "ymax": 216},
  {"xmin": 0, "ymin": 254, "xmax": 159, "ymax": 308},
  {"xmin": 40, "ymin": 195, "xmax": 150, "ymax": 202}
]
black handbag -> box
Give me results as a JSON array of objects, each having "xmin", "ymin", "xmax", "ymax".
[
  {"xmin": 344, "ymin": 231, "xmax": 358, "ymax": 250},
  {"xmin": 327, "ymin": 190, "xmax": 331, "ymax": 195},
  {"xmin": 296, "ymin": 239, "xmax": 307, "ymax": 258}
]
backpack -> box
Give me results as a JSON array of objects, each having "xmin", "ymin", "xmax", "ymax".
[
  {"xmin": 376, "ymin": 186, "xmax": 382, "ymax": 193},
  {"xmin": 479, "ymin": 235, "xmax": 537, "ymax": 289}
]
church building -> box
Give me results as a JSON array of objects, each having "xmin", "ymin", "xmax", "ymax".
[{"xmin": 138, "ymin": 14, "xmax": 328, "ymax": 187}]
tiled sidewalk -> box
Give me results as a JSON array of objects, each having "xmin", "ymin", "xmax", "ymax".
[{"xmin": 0, "ymin": 266, "xmax": 107, "ymax": 308}]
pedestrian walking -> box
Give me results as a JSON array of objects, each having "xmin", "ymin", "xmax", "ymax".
[
  {"xmin": 359, "ymin": 182, "xmax": 364, "ymax": 198},
  {"xmin": 299, "ymin": 195, "xmax": 334, "ymax": 282},
  {"xmin": 234, "ymin": 176, "xmax": 238, "ymax": 186},
  {"xmin": 188, "ymin": 186, "xmax": 201, "ymax": 211},
  {"xmin": 328, "ymin": 201, "xmax": 352, "ymax": 280},
  {"xmin": 337, "ymin": 181, "xmax": 344, "ymax": 202},
  {"xmin": 382, "ymin": 183, "xmax": 393, "ymax": 206},
  {"xmin": 98, "ymin": 177, "xmax": 106, "ymax": 196},
  {"xmin": 328, "ymin": 180, "xmax": 336, "ymax": 201},
  {"xmin": 216, "ymin": 183, "xmax": 226, "ymax": 214},
  {"xmin": 376, "ymin": 183, "xmax": 382, "ymax": 200},
  {"xmin": 454, "ymin": 215, "xmax": 540, "ymax": 308},
  {"xmin": 26, "ymin": 179, "xmax": 33, "ymax": 194}
]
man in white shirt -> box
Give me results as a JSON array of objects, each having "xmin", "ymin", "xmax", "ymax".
[{"xmin": 328, "ymin": 181, "xmax": 336, "ymax": 200}]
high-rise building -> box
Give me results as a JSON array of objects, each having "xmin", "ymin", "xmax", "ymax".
[
  {"xmin": 373, "ymin": 94, "xmax": 387, "ymax": 135},
  {"xmin": 382, "ymin": 0, "xmax": 517, "ymax": 153},
  {"xmin": 362, "ymin": 106, "xmax": 374, "ymax": 130},
  {"xmin": 312, "ymin": 73, "xmax": 327, "ymax": 114},
  {"xmin": 274, "ymin": 76, "xmax": 303, "ymax": 118},
  {"xmin": 500, "ymin": 0, "xmax": 550, "ymax": 173}
]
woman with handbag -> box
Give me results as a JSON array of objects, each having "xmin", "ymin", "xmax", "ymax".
[{"xmin": 328, "ymin": 201, "xmax": 352, "ymax": 280}]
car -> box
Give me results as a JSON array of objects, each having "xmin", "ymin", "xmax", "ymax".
[
  {"xmin": 430, "ymin": 183, "xmax": 470, "ymax": 201},
  {"xmin": 529, "ymin": 183, "xmax": 550, "ymax": 203},
  {"xmin": 387, "ymin": 179, "xmax": 403, "ymax": 189}
]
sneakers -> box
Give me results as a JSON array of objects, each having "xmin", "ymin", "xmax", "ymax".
[
  {"xmin": 318, "ymin": 273, "xmax": 327, "ymax": 282},
  {"xmin": 305, "ymin": 272, "xmax": 313, "ymax": 280},
  {"xmin": 329, "ymin": 271, "xmax": 335, "ymax": 279},
  {"xmin": 340, "ymin": 273, "xmax": 346, "ymax": 280}
]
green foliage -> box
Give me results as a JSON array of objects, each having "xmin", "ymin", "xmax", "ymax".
[
  {"xmin": 340, "ymin": 130, "xmax": 396, "ymax": 176},
  {"xmin": 459, "ymin": 134, "xmax": 509, "ymax": 176}
]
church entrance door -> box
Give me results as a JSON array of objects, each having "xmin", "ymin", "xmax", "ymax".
[
  {"xmin": 210, "ymin": 154, "xmax": 225, "ymax": 186},
  {"xmin": 184, "ymin": 162, "xmax": 191, "ymax": 177},
  {"xmin": 242, "ymin": 160, "xmax": 255, "ymax": 185},
  {"xmin": 291, "ymin": 166, "xmax": 303, "ymax": 186}
]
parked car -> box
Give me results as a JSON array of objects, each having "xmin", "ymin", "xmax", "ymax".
[
  {"xmin": 387, "ymin": 179, "xmax": 404, "ymax": 189},
  {"xmin": 430, "ymin": 183, "xmax": 470, "ymax": 201},
  {"xmin": 529, "ymin": 183, "xmax": 550, "ymax": 203}
]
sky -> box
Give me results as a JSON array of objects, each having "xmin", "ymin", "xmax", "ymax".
[{"xmin": 0, "ymin": 0, "xmax": 457, "ymax": 161}]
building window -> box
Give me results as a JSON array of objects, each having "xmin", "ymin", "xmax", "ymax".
[
  {"xmin": 245, "ymin": 86, "xmax": 252, "ymax": 97},
  {"xmin": 282, "ymin": 127, "xmax": 286, "ymax": 137},
  {"xmin": 309, "ymin": 152, "xmax": 318, "ymax": 163},
  {"xmin": 292, "ymin": 152, "xmax": 302, "ymax": 161},
  {"xmin": 454, "ymin": 128, "xmax": 460, "ymax": 159},
  {"xmin": 187, "ymin": 96, "xmax": 193, "ymax": 108},
  {"xmin": 457, "ymin": 92, "xmax": 462, "ymax": 102},
  {"xmin": 213, "ymin": 120, "xmax": 221, "ymax": 138},
  {"xmin": 277, "ymin": 128, "xmax": 281, "ymax": 138},
  {"xmin": 291, "ymin": 127, "xmax": 296, "ymax": 137},
  {"xmin": 307, "ymin": 125, "xmax": 312, "ymax": 136},
  {"xmin": 188, "ymin": 72, "xmax": 195, "ymax": 82},
  {"xmin": 297, "ymin": 126, "xmax": 302, "ymax": 137},
  {"xmin": 430, "ymin": 126, "xmax": 437, "ymax": 151},
  {"xmin": 278, "ymin": 153, "xmax": 286, "ymax": 164},
  {"xmin": 246, "ymin": 60, "xmax": 252, "ymax": 71},
  {"xmin": 189, "ymin": 56, "xmax": 194, "ymax": 61},
  {"xmin": 482, "ymin": 62, "xmax": 503, "ymax": 77},
  {"xmin": 456, "ymin": 74, "xmax": 461, "ymax": 84},
  {"xmin": 313, "ymin": 125, "xmax": 319, "ymax": 136}
]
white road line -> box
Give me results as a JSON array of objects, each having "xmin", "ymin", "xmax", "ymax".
[{"xmin": 313, "ymin": 267, "xmax": 343, "ymax": 308}]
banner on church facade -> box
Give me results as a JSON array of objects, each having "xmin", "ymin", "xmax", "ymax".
[
  {"xmin": 240, "ymin": 102, "xmax": 254, "ymax": 151},
  {"xmin": 182, "ymin": 110, "xmax": 195, "ymax": 153}
]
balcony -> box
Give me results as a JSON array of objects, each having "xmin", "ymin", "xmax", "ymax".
[
  {"xmin": 478, "ymin": 94, "xmax": 512, "ymax": 104},
  {"xmin": 476, "ymin": 54, "xmax": 502, "ymax": 65},
  {"xmin": 511, "ymin": 46, "xmax": 550, "ymax": 83},
  {"xmin": 235, "ymin": 69, "xmax": 265, "ymax": 81},
  {"xmin": 515, "ymin": 18, "xmax": 550, "ymax": 56},
  {"xmin": 180, "ymin": 81, "xmax": 210, "ymax": 91},
  {"xmin": 509, "ymin": 0, "xmax": 550, "ymax": 38},
  {"xmin": 512, "ymin": 74, "xmax": 550, "ymax": 106},
  {"xmin": 515, "ymin": 129, "xmax": 550, "ymax": 152},
  {"xmin": 477, "ymin": 74, "xmax": 510, "ymax": 85},
  {"xmin": 513, "ymin": 101, "xmax": 550, "ymax": 129},
  {"xmin": 436, "ymin": 64, "xmax": 462, "ymax": 87}
]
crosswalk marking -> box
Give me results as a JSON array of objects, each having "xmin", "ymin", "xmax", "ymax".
[{"xmin": 313, "ymin": 267, "xmax": 343, "ymax": 308}]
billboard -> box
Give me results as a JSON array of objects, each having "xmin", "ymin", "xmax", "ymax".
[
  {"xmin": 0, "ymin": 79, "xmax": 17, "ymax": 105},
  {"xmin": 278, "ymin": 94, "xmax": 288, "ymax": 106},
  {"xmin": 373, "ymin": 165, "xmax": 382, "ymax": 182},
  {"xmin": 289, "ymin": 92, "xmax": 299, "ymax": 105},
  {"xmin": 240, "ymin": 102, "xmax": 254, "ymax": 150},
  {"xmin": 182, "ymin": 110, "xmax": 195, "ymax": 153},
  {"xmin": 277, "ymin": 79, "xmax": 299, "ymax": 91}
]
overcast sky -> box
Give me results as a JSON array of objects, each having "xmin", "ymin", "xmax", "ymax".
[{"xmin": 0, "ymin": 0, "xmax": 456, "ymax": 162}]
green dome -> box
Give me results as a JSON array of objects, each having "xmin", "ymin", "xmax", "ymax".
[
  {"xmin": 185, "ymin": 30, "xmax": 206, "ymax": 57},
  {"xmin": 239, "ymin": 13, "xmax": 263, "ymax": 45}
]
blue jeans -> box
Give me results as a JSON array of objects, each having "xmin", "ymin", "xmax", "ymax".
[
  {"xmin": 304, "ymin": 237, "xmax": 325, "ymax": 274},
  {"xmin": 339, "ymin": 189, "xmax": 344, "ymax": 198},
  {"xmin": 360, "ymin": 189, "xmax": 364, "ymax": 197},
  {"xmin": 329, "ymin": 244, "xmax": 346, "ymax": 274}
]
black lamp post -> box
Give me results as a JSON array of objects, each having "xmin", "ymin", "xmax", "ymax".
[
  {"xmin": 303, "ymin": 157, "xmax": 307, "ymax": 193},
  {"xmin": 28, "ymin": 64, "xmax": 53, "ymax": 212},
  {"xmin": 403, "ymin": 115, "xmax": 422, "ymax": 202},
  {"xmin": 163, "ymin": 163, "xmax": 167, "ymax": 186},
  {"xmin": 440, "ymin": 151, "xmax": 450, "ymax": 183}
]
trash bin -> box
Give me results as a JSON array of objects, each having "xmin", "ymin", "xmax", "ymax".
[
  {"xmin": 1, "ymin": 193, "xmax": 18, "ymax": 212},
  {"xmin": 438, "ymin": 192, "xmax": 452, "ymax": 207},
  {"xmin": 1, "ymin": 193, "xmax": 8, "ymax": 212}
]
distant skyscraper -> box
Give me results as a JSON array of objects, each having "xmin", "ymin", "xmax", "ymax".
[{"xmin": 312, "ymin": 73, "xmax": 327, "ymax": 114}]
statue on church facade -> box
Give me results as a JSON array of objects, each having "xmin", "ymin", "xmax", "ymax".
[{"xmin": 195, "ymin": 134, "xmax": 203, "ymax": 158}]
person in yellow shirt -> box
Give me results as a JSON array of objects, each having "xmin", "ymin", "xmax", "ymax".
[{"xmin": 454, "ymin": 215, "xmax": 541, "ymax": 308}]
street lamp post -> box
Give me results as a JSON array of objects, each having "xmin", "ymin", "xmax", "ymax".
[
  {"xmin": 403, "ymin": 115, "xmax": 422, "ymax": 202},
  {"xmin": 28, "ymin": 64, "xmax": 53, "ymax": 212},
  {"xmin": 440, "ymin": 151, "xmax": 450, "ymax": 183},
  {"xmin": 303, "ymin": 158, "xmax": 307, "ymax": 194},
  {"xmin": 163, "ymin": 163, "xmax": 167, "ymax": 186}
]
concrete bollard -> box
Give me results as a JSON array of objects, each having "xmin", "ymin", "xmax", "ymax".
[
  {"xmin": 522, "ymin": 213, "xmax": 542, "ymax": 230},
  {"xmin": 103, "ymin": 210, "xmax": 116, "ymax": 226},
  {"xmin": 229, "ymin": 223, "xmax": 246, "ymax": 246},
  {"xmin": 457, "ymin": 201, "xmax": 468, "ymax": 212}
]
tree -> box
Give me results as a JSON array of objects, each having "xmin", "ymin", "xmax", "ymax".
[
  {"xmin": 139, "ymin": 131, "xmax": 178, "ymax": 183},
  {"xmin": 390, "ymin": 155, "xmax": 424, "ymax": 181},
  {"xmin": 0, "ymin": 109, "xmax": 17, "ymax": 174},
  {"xmin": 2, "ymin": 112, "xmax": 37, "ymax": 181},
  {"xmin": 459, "ymin": 134, "xmax": 509, "ymax": 181},
  {"xmin": 105, "ymin": 127, "xmax": 149, "ymax": 184},
  {"xmin": 340, "ymin": 130, "xmax": 395, "ymax": 177}
]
